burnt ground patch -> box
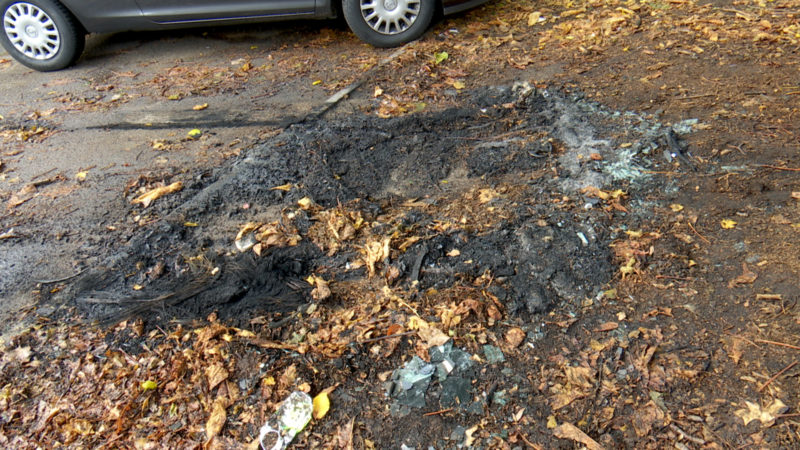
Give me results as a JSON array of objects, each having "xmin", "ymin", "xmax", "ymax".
[{"xmin": 58, "ymin": 84, "xmax": 677, "ymax": 330}]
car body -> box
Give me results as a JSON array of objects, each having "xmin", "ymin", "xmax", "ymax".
[{"xmin": 1, "ymin": 0, "xmax": 489, "ymax": 71}]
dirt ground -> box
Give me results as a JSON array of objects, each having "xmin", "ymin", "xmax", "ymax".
[{"xmin": 1, "ymin": 0, "xmax": 799, "ymax": 448}]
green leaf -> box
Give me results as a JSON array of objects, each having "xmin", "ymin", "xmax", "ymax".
[
  {"xmin": 141, "ymin": 380, "xmax": 158, "ymax": 391},
  {"xmin": 434, "ymin": 51, "xmax": 449, "ymax": 65}
]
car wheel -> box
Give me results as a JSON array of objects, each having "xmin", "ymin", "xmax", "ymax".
[
  {"xmin": 0, "ymin": 0, "xmax": 84, "ymax": 71},
  {"xmin": 342, "ymin": 0, "xmax": 435, "ymax": 48}
]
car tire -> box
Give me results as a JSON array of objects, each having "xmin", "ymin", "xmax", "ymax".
[
  {"xmin": 0, "ymin": 0, "xmax": 84, "ymax": 71},
  {"xmin": 341, "ymin": 0, "xmax": 435, "ymax": 48}
]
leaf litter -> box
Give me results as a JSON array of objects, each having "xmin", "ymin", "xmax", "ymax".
[{"xmin": 3, "ymin": 0, "xmax": 800, "ymax": 447}]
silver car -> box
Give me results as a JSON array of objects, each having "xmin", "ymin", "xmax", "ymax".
[{"xmin": 0, "ymin": 0, "xmax": 488, "ymax": 71}]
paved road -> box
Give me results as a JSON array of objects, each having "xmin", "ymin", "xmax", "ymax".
[{"xmin": 0, "ymin": 20, "xmax": 382, "ymax": 331}]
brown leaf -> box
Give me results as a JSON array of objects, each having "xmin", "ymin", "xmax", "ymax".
[
  {"xmin": 310, "ymin": 276, "xmax": 332, "ymax": 301},
  {"xmin": 7, "ymin": 184, "xmax": 37, "ymax": 209},
  {"xmin": 553, "ymin": 422, "xmax": 603, "ymax": 450},
  {"xmin": 728, "ymin": 263, "xmax": 757, "ymax": 288},
  {"xmin": 725, "ymin": 337, "xmax": 746, "ymax": 364},
  {"xmin": 131, "ymin": 181, "xmax": 183, "ymax": 208},
  {"xmin": 206, "ymin": 364, "xmax": 229, "ymax": 390},
  {"xmin": 505, "ymin": 327, "xmax": 525, "ymax": 348},
  {"xmin": 417, "ymin": 326, "xmax": 450, "ymax": 348},
  {"xmin": 631, "ymin": 401, "xmax": 666, "ymax": 437},
  {"xmin": 205, "ymin": 398, "xmax": 228, "ymax": 441},
  {"xmin": 336, "ymin": 417, "xmax": 355, "ymax": 450},
  {"xmin": 594, "ymin": 321, "xmax": 619, "ymax": 332}
]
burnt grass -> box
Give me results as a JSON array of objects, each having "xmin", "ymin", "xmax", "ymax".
[
  {"xmin": 33, "ymin": 83, "xmax": 694, "ymax": 447},
  {"xmin": 64, "ymin": 84, "xmax": 673, "ymax": 327}
]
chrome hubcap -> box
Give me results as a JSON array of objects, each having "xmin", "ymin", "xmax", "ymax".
[
  {"xmin": 360, "ymin": 0, "xmax": 420, "ymax": 35},
  {"xmin": 3, "ymin": 2, "xmax": 61, "ymax": 60}
]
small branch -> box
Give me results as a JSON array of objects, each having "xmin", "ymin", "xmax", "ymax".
[
  {"xmin": 758, "ymin": 361, "xmax": 798, "ymax": 392},
  {"xmin": 757, "ymin": 164, "xmax": 800, "ymax": 172},
  {"xmin": 36, "ymin": 268, "xmax": 87, "ymax": 284},
  {"xmin": 755, "ymin": 339, "xmax": 800, "ymax": 350},
  {"xmin": 678, "ymin": 93, "xmax": 715, "ymax": 100},
  {"xmin": 669, "ymin": 424, "xmax": 706, "ymax": 445},
  {"xmin": 687, "ymin": 221, "xmax": 711, "ymax": 244},
  {"xmin": 656, "ymin": 275, "xmax": 695, "ymax": 281},
  {"xmin": 360, "ymin": 330, "xmax": 417, "ymax": 344},
  {"xmin": 423, "ymin": 408, "xmax": 453, "ymax": 417}
]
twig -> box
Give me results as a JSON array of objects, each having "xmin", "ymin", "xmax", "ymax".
[
  {"xmin": 758, "ymin": 361, "xmax": 798, "ymax": 392},
  {"xmin": 687, "ymin": 221, "xmax": 711, "ymax": 244},
  {"xmin": 360, "ymin": 330, "xmax": 417, "ymax": 344},
  {"xmin": 36, "ymin": 268, "xmax": 87, "ymax": 284},
  {"xmin": 669, "ymin": 424, "xmax": 706, "ymax": 445},
  {"xmin": 423, "ymin": 408, "xmax": 453, "ymax": 417},
  {"xmin": 757, "ymin": 164, "xmax": 800, "ymax": 172},
  {"xmin": 655, "ymin": 275, "xmax": 695, "ymax": 281},
  {"xmin": 678, "ymin": 93, "xmax": 715, "ymax": 100},
  {"xmin": 755, "ymin": 339, "xmax": 800, "ymax": 350},
  {"xmin": 517, "ymin": 431, "xmax": 540, "ymax": 449}
]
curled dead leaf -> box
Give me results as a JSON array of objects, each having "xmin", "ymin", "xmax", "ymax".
[
  {"xmin": 505, "ymin": 327, "xmax": 525, "ymax": 348},
  {"xmin": 131, "ymin": 181, "xmax": 183, "ymax": 208},
  {"xmin": 553, "ymin": 422, "xmax": 603, "ymax": 450},
  {"xmin": 205, "ymin": 398, "xmax": 228, "ymax": 441},
  {"xmin": 728, "ymin": 263, "xmax": 757, "ymax": 288}
]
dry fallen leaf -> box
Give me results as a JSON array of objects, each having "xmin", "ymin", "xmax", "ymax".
[
  {"xmin": 505, "ymin": 327, "xmax": 526, "ymax": 348},
  {"xmin": 131, "ymin": 181, "xmax": 183, "ymax": 208},
  {"xmin": 632, "ymin": 401, "xmax": 666, "ymax": 437},
  {"xmin": 205, "ymin": 398, "xmax": 228, "ymax": 441},
  {"xmin": 728, "ymin": 263, "xmax": 757, "ymax": 288},
  {"xmin": 193, "ymin": 103, "xmax": 209, "ymax": 111},
  {"xmin": 594, "ymin": 321, "xmax": 619, "ymax": 332},
  {"xmin": 310, "ymin": 275, "xmax": 332, "ymax": 301},
  {"xmin": 735, "ymin": 399, "xmax": 788, "ymax": 427},
  {"xmin": 417, "ymin": 325, "xmax": 450, "ymax": 348},
  {"xmin": 553, "ymin": 422, "xmax": 603, "ymax": 450},
  {"xmin": 206, "ymin": 364, "xmax": 229, "ymax": 390},
  {"xmin": 721, "ymin": 219, "xmax": 737, "ymax": 229}
]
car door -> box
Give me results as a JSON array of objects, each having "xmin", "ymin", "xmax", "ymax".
[{"xmin": 134, "ymin": 0, "xmax": 317, "ymax": 23}]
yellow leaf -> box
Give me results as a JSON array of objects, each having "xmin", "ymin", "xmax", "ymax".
[
  {"xmin": 547, "ymin": 415, "xmax": 558, "ymax": 429},
  {"xmin": 721, "ymin": 219, "xmax": 737, "ymax": 229},
  {"xmin": 298, "ymin": 197, "xmax": 314, "ymax": 210},
  {"xmin": 452, "ymin": 80, "xmax": 465, "ymax": 90},
  {"xmin": 447, "ymin": 249, "xmax": 461, "ymax": 257},
  {"xmin": 140, "ymin": 380, "xmax": 158, "ymax": 391},
  {"xmin": 270, "ymin": 183, "xmax": 293, "ymax": 192},
  {"xmin": 192, "ymin": 103, "xmax": 209, "ymax": 111},
  {"xmin": 670, "ymin": 204, "xmax": 684, "ymax": 212},
  {"xmin": 133, "ymin": 284, "xmax": 143, "ymax": 291},
  {"xmin": 152, "ymin": 140, "xmax": 167, "ymax": 150},
  {"xmin": 75, "ymin": 171, "xmax": 88, "ymax": 182},
  {"xmin": 131, "ymin": 181, "xmax": 183, "ymax": 208},
  {"xmin": 312, "ymin": 80, "xmax": 322, "ymax": 86},
  {"xmin": 528, "ymin": 12, "xmax": 542, "ymax": 27},
  {"xmin": 187, "ymin": 129, "xmax": 202, "ymax": 139},
  {"xmin": 167, "ymin": 94, "xmax": 181, "ymax": 100},
  {"xmin": 183, "ymin": 222, "xmax": 198, "ymax": 227},
  {"xmin": 625, "ymin": 230, "xmax": 643, "ymax": 238},
  {"xmin": 312, "ymin": 392, "xmax": 330, "ymax": 420},
  {"xmin": 620, "ymin": 257, "xmax": 636, "ymax": 278},
  {"xmin": 205, "ymin": 398, "xmax": 227, "ymax": 440}
]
